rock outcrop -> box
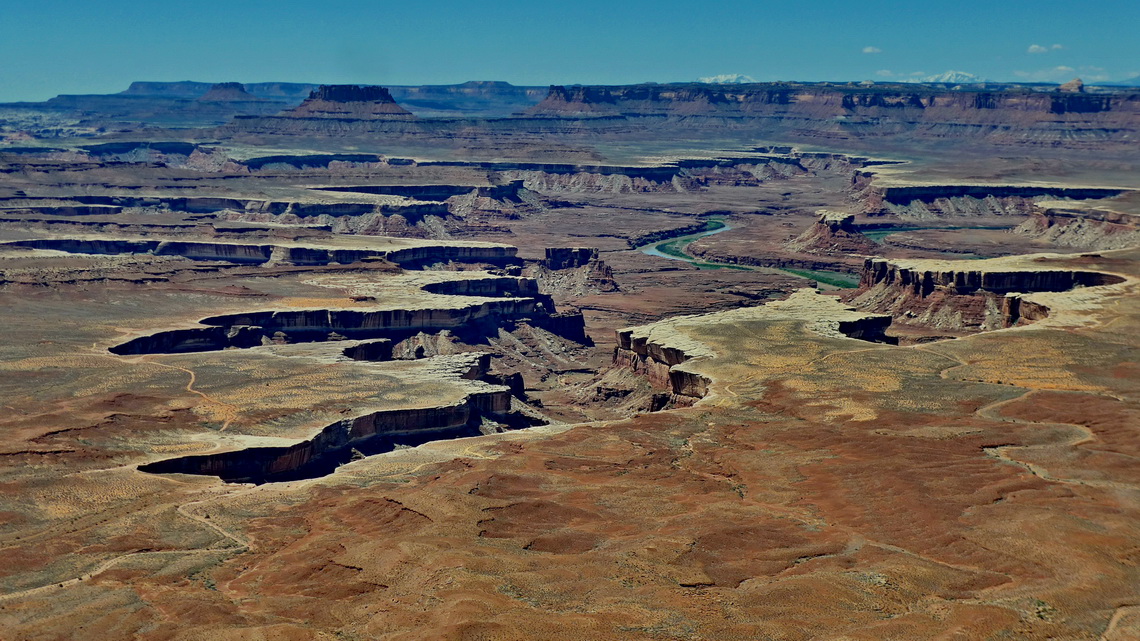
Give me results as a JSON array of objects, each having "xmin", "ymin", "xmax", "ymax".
[
  {"xmin": 524, "ymin": 83, "xmax": 1140, "ymax": 147},
  {"xmin": 196, "ymin": 82, "xmax": 265, "ymax": 102},
  {"xmin": 528, "ymin": 247, "xmax": 619, "ymax": 297},
  {"xmin": 107, "ymin": 269, "xmax": 587, "ymax": 355},
  {"xmin": 852, "ymin": 256, "xmax": 1125, "ymax": 330},
  {"xmin": 284, "ymin": 85, "xmax": 415, "ymax": 119},
  {"xmin": 543, "ymin": 247, "xmax": 600, "ymax": 270},
  {"xmin": 1013, "ymin": 206, "xmax": 1140, "ymax": 250},
  {"xmin": 5, "ymin": 237, "xmax": 517, "ymax": 268},
  {"xmin": 785, "ymin": 211, "xmax": 878, "ymax": 255},
  {"xmin": 1058, "ymin": 78, "xmax": 1084, "ymax": 93}
]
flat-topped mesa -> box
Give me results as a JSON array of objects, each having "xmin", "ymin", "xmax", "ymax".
[
  {"xmin": 785, "ymin": 210, "xmax": 878, "ymax": 255},
  {"xmin": 859, "ymin": 257, "xmax": 1122, "ymax": 296},
  {"xmin": 284, "ymin": 84, "xmax": 415, "ymax": 119},
  {"xmin": 5, "ymin": 238, "xmax": 517, "ymax": 268},
  {"xmin": 533, "ymin": 247, "xmax": 619, "ymax": 294},
  {"xmin": 196, "ymin": 82, "xmax": 265, "ymax": 102},
  {"xmin": 543, "ymin": 247, "xmax": 599, "ymax": 270},
  {"xmin": 855, "ymin": 182, "xmax": 1129, "ymax": 220},
  {"xmin": 853, "ymin": 256, "xmax": 1126, "ymax": 331},
  {"xmin": 522, "ymin": 83, "xmax": 1140, "ymax": 146},
  {"xmin": 526, "ymin": 82, "xmax": 1140, "ymax": 119},
  {"xmin": 107, "ymin": 269, "xmax": 589, "ymax": 355}
]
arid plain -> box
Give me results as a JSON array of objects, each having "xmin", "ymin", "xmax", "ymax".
[{"xmin": 0, "ymin": 79, "xmax": 1138, "ymax": 639}]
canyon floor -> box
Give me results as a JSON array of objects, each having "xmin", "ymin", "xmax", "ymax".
[{"xmin": 1, "ymin": 92, "xmax": 1139, "ymax": 639}]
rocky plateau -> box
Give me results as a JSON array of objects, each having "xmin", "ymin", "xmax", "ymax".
[{"xmin": 0, "ymin": 76, "xmax": 1137, "ymax": 641}]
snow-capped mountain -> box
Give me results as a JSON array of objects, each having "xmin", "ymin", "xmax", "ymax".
[
  {"xmin": 908, "ymin": 71, "xmax": 990, "ymax": 84},
  {"xmin": 696, "ymin": 74, "xmax": 758, "ymax": 84}
]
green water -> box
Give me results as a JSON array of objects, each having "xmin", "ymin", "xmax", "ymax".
[{"xmin": 640, "ymin": 219, "xmax": 858, "ymax": 286}]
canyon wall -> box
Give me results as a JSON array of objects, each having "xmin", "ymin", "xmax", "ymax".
[
  {"xmin": 613, "ymin": 329, "xmax": 709, "ymax": 405},
  {"xmin": 1013, "ymin": 207, "xmax": 1140, "ymax": 250},
  {"xmin": 139, "ymin": 388, "xmax": 511, "ymax": 483},
  {"xmin": 6, "ymin": 238, "xmax": 517, "ymax": 268},
  {"xmin": 523, "ymin": 83, "xmax": 1140, "ymax": 147},
  {"xmin": 853, "ymin": 256, "xmax": 1125, "ymax": 330}
]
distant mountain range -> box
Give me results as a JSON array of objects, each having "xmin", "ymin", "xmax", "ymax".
[
  {"xmin": 905, "ymin": 71, "xmax": 991, "ymax": 84},
  {"xmin": 1103, "ymin": 75, "xmax": 1140, "ymax": 87}
]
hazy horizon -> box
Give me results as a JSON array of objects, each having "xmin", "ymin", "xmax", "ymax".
[{"xmin": 3, "ymin": 0, "xmax": 1138, "ymax": 102}]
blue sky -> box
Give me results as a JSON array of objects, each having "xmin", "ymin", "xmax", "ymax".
[{"xmin": 2, "ymin": 0, "xmax": 1137, "ymax": 101}]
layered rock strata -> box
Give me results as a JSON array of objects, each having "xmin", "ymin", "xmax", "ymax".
[
  {"xmin": 1014, "ymin": 206, "xmax": 1140, "ymax": 250},
  {"xmin": 5, "ymin": 237, "xmax": 517, "ymax": 267},
  {"xmin": 108, "ymin": 271, "xmax": 586, "ymax": 355},
  {"xmin": 785, "ymin": 211, "xmax": 878, "ymax": 255},
  {"xmin": 196, "ymin": 82, "xmax": 265, "ymax": 102},
  {"xmin": 527, "ymin": 83, "xmax": 1134, "ymax": 118},
  {"xmin": 853, "ymin": 256, "xmax": 1126, "ymax": 330},
  {"xmin": 856, "ymin": 181, "xmax": 1127, "ymax": 220},
  {"xmin": 285, "ymin": 85, "xmax": 415, "ymax": 119}
]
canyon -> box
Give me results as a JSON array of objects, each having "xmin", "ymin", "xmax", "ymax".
[{"xmin": 0, "ymin": 79, "xmax": 1138, "ymax": 641}]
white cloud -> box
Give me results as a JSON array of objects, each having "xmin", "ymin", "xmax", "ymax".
[
  {"xmin": 875, "ymin": 69, "xmax": 894, "ymax": 77},
  {"xmin": 862, "ymin": 46, "xmax": 882, "ymax": 54},
  {"xmin": 1051, "ymin": 44, "xmax": 1064, "ymax": 50},
  {"xmin": 1027, "ymin": 44, "xmax": 1048, "ymax": 54}
]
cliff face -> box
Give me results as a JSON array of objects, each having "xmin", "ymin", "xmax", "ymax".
[
  {"xmin": 858, "ymin": 257, "xmax": 1122, "ymax": 296},
  {"xmin": 852, "ymin": 256, "xmax": 1126, "ymax": 330},
  {"xmin": 524, "ymin": 83, "xmax": 1140, "ymax": 146},
  {"xmin": 283, "ymin": 85, "xmax": 415, "ymax": 119},
  {"xmin": 387, "ymin": 81, "xmax": 546, "ymax": 116},
  {"xmin": 6, "ymin": 238, "xmax": 515, "ymax": 268},
  {"xmin": 138, "ymin": 369, "xmax": 513, "ymax": 483},
  {"xmin": 613, "ymin": 328, "xmax": 709, "ymax": 405},
  {"xmin": 854, "ymin": 182, "xmax": 1127, "ymax": 220},
  {"xmin": 527, "ymin": 83, "xmax": 1140, "ymax": 121}
]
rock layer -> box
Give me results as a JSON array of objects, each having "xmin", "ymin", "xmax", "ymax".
[
  {"xmin": 285, "ymin": 85, "xmax": 415, "ymax": 119},
  {"xmin": 853, "ymin": 255, "xmax": 1127, "ymax": 330},
  {"xmin": 785, "ymin": 211, "xmax": 878, "ymax": 255}
]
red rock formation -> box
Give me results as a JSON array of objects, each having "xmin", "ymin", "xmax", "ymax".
[{"xmin": 785, "ymin": 211, "xmax": 878, "ymax": 255}]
